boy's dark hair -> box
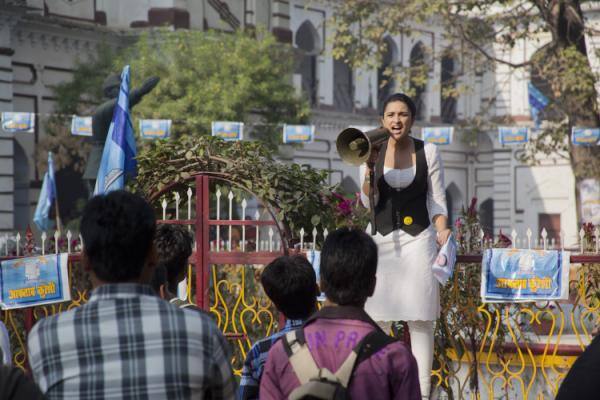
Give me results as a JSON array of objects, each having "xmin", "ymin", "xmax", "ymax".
[
  {"xmin": 320, "ymin": 228, "xmax": 378, "ymax": 307},
  {"xmin": 81, "ymin": 190, "xmax": 156, "ymax": 283},
  {"xmin": 260, "ymin": 255, "xmax": 317, "ymax": 320},
  {"xmin": 380, "ymin": 92, "xmax": 416, "ymax": 118},
  {"xmin": 152, "ymin": 224, "xmax": 193, "ymax": 293}
]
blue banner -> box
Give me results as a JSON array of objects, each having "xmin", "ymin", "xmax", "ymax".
[
  {"xmin": 140, "ymin": 119, "xmax": 171, "ymax": 140},
  {"xmin": 93, "ymin": 65, "xmax": 137, "ymax": 195},
  {"xmin": 571, "ymin": 127, "xmax": 600, "ymax": 146},
  {"xmin": 0, "ymin": 253, "xmax": 70, "ymax": 309},
  {"xmin": 1, "ymin": 112, "xmax": 35, "ymax": 133},
  {"xmin": 283, "ymin": 124, "xmax": 315, "ymax": 143},
  {"xmin": 212, "ymin": 121, "xmax": 243, "ymax": 141},
  {"xmin": 498, "ymin": 126, "xmax": 529, "ymax": 145},
  {"xmin": 422, "ymin": 127, "xmax": 454, "ymax": 145},
  {"xmin": 70, "ymin": 116, "xmax": 93, "ymax": 137},
  {"xmin": 481, "ymin": 249, "xmax": 570, "ymax": 303}
]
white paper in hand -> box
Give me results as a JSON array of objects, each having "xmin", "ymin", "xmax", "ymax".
[{"xmin": 432, "ymin": 234, "xmax": 457, "ymax": 285}]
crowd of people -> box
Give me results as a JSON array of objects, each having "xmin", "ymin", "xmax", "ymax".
[{"xmin": 0, "ymin": 92, "xmax": 594, "ymax": 399}]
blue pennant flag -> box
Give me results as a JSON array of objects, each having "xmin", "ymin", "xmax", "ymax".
[
  {"xmin": 139, "ymin": 119, "xmax": 171, "ymax": 140},
  {"xmin": 498, "ymin": 126, "xmax": 529, "ymax": 145},
  {"xmin": 211, "ymin": 121, "xmax": 244, "ymax": 141},
  {"xmin": 283, "ymin": 124, "xmax": 315, "ymax": 143},
  {"xmin": 33, "ymin": 152, "xmax": 57, "ymax": 231},
  {"xmin": 71, "ymin": 116, "xmax": 93, "ymax": 137},
  {"xmin": 422, "ymin": 126, "xmax": 454, "ymax": 145},
  {"xmin": 1, "ymin": 112, "xmax": 35, "ymax": 133},
  {"xmin": 571, "ymin": 127, "xmax": 600, "ymax": 146},
  {"xmin": 528, "ymin": 82, "xmax": 549, "ymax": 128},
  {"xmin": 93, "ymin": 65, "xmax": 137, "ymax": 195}
]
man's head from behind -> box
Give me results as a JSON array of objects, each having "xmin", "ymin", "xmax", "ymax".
[
  {"xmin": 81, "ymin": 190, "xmax": 156, "ymax": 284},
  {"xmin": 261, "ymin": 255, "xmax": 318, "ymax": 320},
  {"xmin": 151, "ymin": 224, "xmax": 193, "ymax": 297},
  {"xmin": 320, "ymin": 228, "xmax": 378, "ymax": 307}
]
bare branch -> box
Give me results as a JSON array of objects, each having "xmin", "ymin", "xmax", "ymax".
[{"xmin": 450, "ymin": 17, "xmax": 533, "ymax": 69}]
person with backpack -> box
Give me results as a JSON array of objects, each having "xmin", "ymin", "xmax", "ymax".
[
  {"xmin": 238, "ymin": 255, "xmax": 319, "ymax": 399},
  {"xmin": 259, "ymin": 228, "xmax": 421, "ymax": 400}
]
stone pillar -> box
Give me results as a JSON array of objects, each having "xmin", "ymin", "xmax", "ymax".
[
  {"xmin": 271, "ymin": 0, "xmax": 291, "ymax": 44},
  {"xmin": 0, "ymin": 14, "xmax": 17, "ymax": 233}
]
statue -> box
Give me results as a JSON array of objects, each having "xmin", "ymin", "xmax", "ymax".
[{"xmin": 83, "ymin": 73, "xmax": 160, "ymax": 190}]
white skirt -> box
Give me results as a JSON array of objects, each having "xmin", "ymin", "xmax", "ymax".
[{"xmin": 364, "ymin": 225, "xmax": 440, "ymax": 322}]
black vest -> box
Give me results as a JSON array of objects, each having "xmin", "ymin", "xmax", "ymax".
[{"xmin": 374, "ymin": 138, "xmax": 430, "ymax": 236}]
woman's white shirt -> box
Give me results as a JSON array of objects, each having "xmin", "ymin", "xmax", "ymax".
[{"xmin": 359, "ymin": 142, "xmax": 448, "ymax": 220}]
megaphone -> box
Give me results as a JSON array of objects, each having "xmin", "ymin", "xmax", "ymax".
[{"xmin": 336, "ymin": 127, "xmax": 389, "ymax": 166}]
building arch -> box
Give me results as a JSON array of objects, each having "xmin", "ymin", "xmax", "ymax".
[
  {"xmin": 445, "ymin": 182, "xmax": 463, "ymax": 228},
  {"xmin": 441, "ymin": 50, "xmax": 457, "ymax": 123},
  {"xmin": 295, "ymin": 20, "xmax": 321, "ymax": 105},
  {"xmin": 378, "ymin": 36, "xmax": 398, "ymax": 111},
  {"xmin": 409, "ymin": 41, "xmax": 427, "ymax": 120}
]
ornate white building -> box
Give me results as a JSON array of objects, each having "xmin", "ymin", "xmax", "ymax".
[{"xmin": 1, "ymin": 0, "xmax": 598, "ymax": 246}]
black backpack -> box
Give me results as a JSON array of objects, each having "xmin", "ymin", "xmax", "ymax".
[{"xmin": 281, "ymin": 327, "xmax": 396, "ymax": 400}]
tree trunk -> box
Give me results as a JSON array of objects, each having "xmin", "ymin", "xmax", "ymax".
[{"xmin": 555, "ymin": 1, "xmax": 600, "ymax": 229}]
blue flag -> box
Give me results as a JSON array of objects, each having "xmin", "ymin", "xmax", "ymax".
[
  {"xmin": 33, "ymin": 152, "xmax": 57, "ymax": 231},
  {"xmin": 528, "ymin": 82, "xmax": 549, "ymax": 128},
  {"xmin": 93, "ymin": 65, "xmax": 137, "ymax": 195}
]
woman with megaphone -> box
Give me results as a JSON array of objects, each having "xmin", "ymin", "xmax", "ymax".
[{"xmin": 359, "ymin": 93, "xmax": 450, "ymax": 399}]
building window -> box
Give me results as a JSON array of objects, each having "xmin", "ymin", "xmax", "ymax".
[
  {"xmin": 333, "ymin": 58, "xmax": 353, "ymax": 112},
  {"xmin": 446, "ymin": 182, "xmax": 463, "ymax": 231},
  {"xmin": 479, "ymin": 198, "xmax": 494, "ymax": 238},
  {"xmin": 409, "ymin": 42, "xmax": 427, "ymax": 120},
  {"xmin": 295, "ymin": 20, "xmax": 320, "ymax": 106},
  {"xmin": 441, "ymin": 52, "xmax": 457, "ymax": 123},
  {"xmin": 377, "ymin": 36, "xmax": 397, "ymax": 111}
]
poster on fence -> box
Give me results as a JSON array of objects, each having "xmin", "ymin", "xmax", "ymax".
[
  {"xmin": 71, "ymin": 116, "xmax": 93, "ymax": 137},
  {"xmin": 422, "ymin": 126, "xmax": 454, "ymax": 145},
  {"xmin": 571, "ymin": 127, "xmax": 600, "ymax": 146},
  {"xmin": 1, "ymin": 112, "xmax": 35, "ymax": 133},
  {"xmin": 0, "ymin": 253, "xmax": 70, "ymax": 309},
  {"xmin": 498, "ymin": 126, "xmax": 529, "ymax": 145},
  {"xmin": 306, "ymin": 250, "xmax": 326, "ymax": 302},
  {"xmin": 140, "ymin": 119, "xmax": 171, "ymax": 139},
  {"xmin": 283, "ymin": 124, "xmax": 315, "ymax": 143},
  {"xmin": 212, "ymin": 121, "xmax": 243, "ymax": 141},
  {"xmin": 481, "ymin": 248, "xmax": 569, "ymax": 303}
]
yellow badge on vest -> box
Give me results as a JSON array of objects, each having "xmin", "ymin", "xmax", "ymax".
[{"xmin": 403, "ymin": 216, "xmax": 413, "ymax": 225}]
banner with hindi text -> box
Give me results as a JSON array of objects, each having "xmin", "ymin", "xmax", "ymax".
[
  {"xmin": 0, "ymin": 253, "xmax": 70, "ymax": 309},
  {"xmin": 481, "ymin": 248, "xmax": 569, "ymax": 303}
]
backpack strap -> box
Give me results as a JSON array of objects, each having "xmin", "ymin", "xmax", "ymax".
[
  {"xmin": 334, "ymin": 329, "xmax": 398, "ymax": 387},
  {"xmin": 283, "ymin": 330, "xmax": 322, "ymax": 385}
]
